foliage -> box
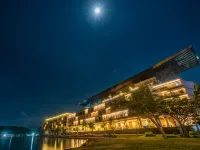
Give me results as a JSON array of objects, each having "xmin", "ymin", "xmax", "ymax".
[
  {"xmin": 56, "ymin": 127, "xmax": 63, "ymax": 135},
  {"xmin": 189, "ymin": 131, "xmax": 198, "ymax": 138},
  {"xmin": 144, "ymin": 131, "xmax": 155, "ymax": 137},
  {"xmin": 88, "ymin": 122, "xmax": 95, "ymax": 132},
  {"xmin": 159, "ymin": 97, "xmax": 193, "ymax": 137},
  {"xmin": 197, "ymin": 120, "xmax": 200, "ymax": 126},
  {"xmin": 101, "ymin": 121, "xmax": 107, "ymax": 131},
  {"xmin": 130, "ymin": 86, "xmax": 167, "ymax": 138},
  {"xmin": 75, "ymin": 127, "xmax": 79, "ymax": 135},
  {"xmin": 82, "ymin": 120, "xmax": 87, "ymax": 132},
  {"xmin": 192, "ymin": 83, "xmax": 200, "ymax": 132},
  {"xmin": 0, "ymin": 126, "xmax": 31, "ymax": 135},
  {"xmin": 109, "ymin": 117, "xmax": 116, "ymax": 134},
  {"xmin": 113, "ymin": 86, "xmax": 167, "ymax": 138}
]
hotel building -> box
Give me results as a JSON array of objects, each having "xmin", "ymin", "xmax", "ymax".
[{"xmin": 43, "ymin": 46, "xmax": 200, "ymax": 133}]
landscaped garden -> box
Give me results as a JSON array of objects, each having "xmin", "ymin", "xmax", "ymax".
[{"xmin": 73, "ymin": 134, "xmax": 200, "ymax": 150}]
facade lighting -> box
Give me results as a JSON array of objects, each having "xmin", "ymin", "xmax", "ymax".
[
  {"xmin": 45, "ymin": 112, "xmax": 72, "ymax": 121},
  {"xmin": 153, "ymin": 79, "xmax": 181, "ymax": 89},
  {"xmin": 102, "ymin": 110, "xmax": 128, "ymax": 120},
  {"xmin": 85, "ymin": 117, "xmax": 95, "ymax": 123},
  {"xmin": 179, "ymin": 94, "xmax": 189, "ymax": 98},
  {"xmin": 94, "ymin": 103, "xmax": 105, "ymax": 111}
]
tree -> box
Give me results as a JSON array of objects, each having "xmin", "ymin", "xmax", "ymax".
[
  {"xmin": 114, "ymin": 86, "xmax": 168, "ymax": 139},
  {"xmin": 101, "ymin": 121, "xmax": 107, "ymax": 134},
  {"xmin": 159, "ymin": 97, "xmax": 193, "ymax": 137},
  {"xmin": 82, "ymin": 120, "xmax": 87, "ymax": 133},
  {"xmin": 75, "ymin": 127, "xmax": 79, "ymax": 135},
  {"xmin": 193, "ymin": 83, "xmax": 200, "ymax": 132},
  {"xmin": 88, "ymin": 122, "xmax": 95, "ymax": 134},
  {"xmin": 56, "ymin": 127, "xmax": 63, "ymax": 135},
  {"xmin": 109, "ymin": 118, "xmax": 116, "ymax": 134},
  {"xmin": 45, "ymin": 126, "xmax": 51, "ymax": 134}
]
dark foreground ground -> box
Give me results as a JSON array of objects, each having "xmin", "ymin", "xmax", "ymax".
[{"xmin": 72, "ymin": 135, "xmax": 200, "ymax": 150}]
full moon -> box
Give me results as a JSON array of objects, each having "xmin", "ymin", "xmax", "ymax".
[{"xmin": 94, "ymin": 7, "xmax": 101, "ymax": 14}]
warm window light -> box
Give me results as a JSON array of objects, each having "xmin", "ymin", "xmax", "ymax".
[
  {"xmin": 102, "ymin": 110, "xmax": 128, "ymax": 120},
  {"xmin": 73, "ymin": 121, "xmax": 78, "ymax": 125},
  {"xmin": 130, "ymin": 87, "xmax": 139, "ymax": 91},
  {"xmin": 161, "ymin": 88, "xmax": 185, "ymax": 94},
  {"xmin": 85, "ymin": 109, "xmax": 88, "ymax": 114},
  {"xmin": 125, "ymin": 93, "xmax": 131, "ymax": 97},
  {"xmin": 85, "ymin": 117, "xmax": 95, "ymax": 122},
  {"xmin": 179, "ymin": 94, "xmax": 189, "ymax": 98},
  {"xmin": 103, "ymin": 87, "xmax": 138, "ymax": 103},
  {"xmin": 94, "ymin": 103, "xmax": 105, "ymax": 111}
]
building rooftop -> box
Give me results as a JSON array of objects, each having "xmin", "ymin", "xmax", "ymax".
[{"xmin": 79, "ymin": 46, "xmax": 199, "ymax": 106}]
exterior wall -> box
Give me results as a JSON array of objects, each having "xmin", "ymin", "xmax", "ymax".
[
  {"xmin": 66, "ymin": 78, "xmax": 193, "ymax": 133},
  {"xmin": 43, "ymin": 78, "xmax": 194, "ymax": 133},
  {"xmin": 43, "ymin": 113, "xmax": 72, "ymax": 133},
  {"xmin": 182, "ymin": 80, "xmax": 194, "ymax": 99}
]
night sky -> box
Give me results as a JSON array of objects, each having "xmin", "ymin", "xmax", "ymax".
[{"xmin": 1, "ymin": 0, "xmax": 200, "ymax": 127}]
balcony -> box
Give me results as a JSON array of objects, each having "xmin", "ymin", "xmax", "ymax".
[
  {"xmin": 94, "ymin": 103, "xmax": 105, "ymax": 111},
  {"xmin": 85, "ymin": 117, "xmax": 95, "ymax": 123},
  {"xmin": 91, "ymin": 111, "xmax": 98, "ymax": 117},
  {"xmin": 160, "ymin": 87, "xmax": 186, "ymax": 97},
  {"xmin": 152, "ymin": 79, "xmax": 182, "ymax": 90},
  {"xmin": 106, "ymin": 107, "xmax": 111, "ymax": 114},
  {"xmin": 73, "ymin": 121, "xmax": 79, "ymax": 126},
  {"xmin": 102, "ymin": 110, "xmax": 128, "ymax": 121}
]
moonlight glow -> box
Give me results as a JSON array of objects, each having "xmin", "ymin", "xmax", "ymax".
[{"xmin": 94, "ymin": 7, "xmax": 101, "ymax": 14}]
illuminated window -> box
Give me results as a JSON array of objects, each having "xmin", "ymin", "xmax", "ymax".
[
  {"xmin": 94, "ymin": 103, "xmax": 105, "ymax": 111},
  {"xmin": 85, "ymin": 109, "xmax": 88, "ymax": 114},
  {"xmin": 91, "ymin": 111, "xmax": 98, "ymax": 117}
]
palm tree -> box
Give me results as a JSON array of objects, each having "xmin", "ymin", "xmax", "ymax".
[
  {"xmin": 75, "ymin": 127, "xmax": 79, "ymax": 135},
  {"xmin": 193, "ymin": 83, "xmax": 200, "ymax": 132},
  {"xmin": 82, "ymin": 120, "xmax": 87, "ymax": 133},
  {"xmin": 101, "ymin": 121, "xmax": 107, "ymax": 134},
  {"xmin": 88, "ymin": 122, "xmax": 95, "ymax": 134},
  {"xmin": 109, "ymin": 118, "xmax": 116, "ymax": 134}
]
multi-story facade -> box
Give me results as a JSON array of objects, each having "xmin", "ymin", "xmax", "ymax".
[
  {"xmin": 66, "ymin": 78, "xmax": 194, "ymax": 132},
  {"xmin": 43, "ymin": 46, "xmax": 200, "ymax": 133},
  {"xmin": 43, "ymin": 113, "xmax": 72, "ymax": 133}
]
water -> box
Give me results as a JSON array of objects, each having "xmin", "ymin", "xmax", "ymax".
[{"xmin": 0, "ymin": 137, "xmax": 87, "ymax": 150}]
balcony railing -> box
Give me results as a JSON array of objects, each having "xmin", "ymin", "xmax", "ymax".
[
  {"xmin": 94, "ymin": 103, "xmax": 105, "ymax": 111},
  {"xmin": 85, "ymin": 117, "xmax": 95, "ymax": 123},
  {"xmin": 102, "ymin": 110, "xmax": 128, "ymax": 121}
]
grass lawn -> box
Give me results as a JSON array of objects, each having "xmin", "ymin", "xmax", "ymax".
[{"xmin": 73, "ymin": 135, "xmax": 200, "ymax": 150}]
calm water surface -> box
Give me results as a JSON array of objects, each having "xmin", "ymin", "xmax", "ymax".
[{"xmin": 0, "ymin": 137, "xmax": 87, "ymax": 150}]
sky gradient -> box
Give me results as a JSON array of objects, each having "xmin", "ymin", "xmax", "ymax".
[{"xmin": 1, "ymin": 0, "xmax": 200, "ymax": 127}]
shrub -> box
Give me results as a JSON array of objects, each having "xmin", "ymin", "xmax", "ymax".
[
  {"xmin": 189, "ymin": 131, "xmax": 197, "ymax": 138},
  {"xmin": 144, "ymin": 132, "xmax": 155, "ymax": 137}
]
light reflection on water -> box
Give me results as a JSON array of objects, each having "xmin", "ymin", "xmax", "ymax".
[
  {"xmin": 0, "ymin": 137, "xmax": 87, "ymax": 150},
  {"xmin": 42, "ymin": 137, "xmax": 87, "ymax": 150}
]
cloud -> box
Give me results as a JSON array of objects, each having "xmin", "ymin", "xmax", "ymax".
[{"xmin": 20, "ymin": 111, "xmax": 28, "ymax": 117}]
